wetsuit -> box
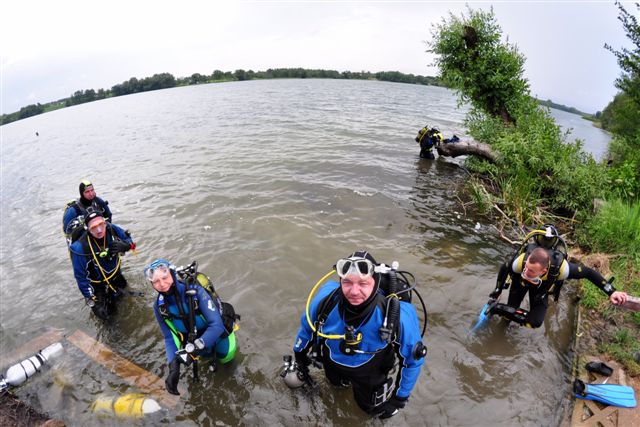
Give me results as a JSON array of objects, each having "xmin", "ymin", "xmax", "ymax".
[
  {"xmin": 62, "ymin": 197, "xmax": 112, "ymax": 242},
  {"xmin": 69, "ymin": 223, "xmax": 131, "ymax": 318},
  {"xmin": 494, "ymin": 252, "xmax": 615, "ymax": 328},
  {"xmin": 154, "ymin": 280, "xmax": 232, "ymax": 364},
  {"xmin": 293, "ymin": 280, "xmax": 424, "ymax": 413}
]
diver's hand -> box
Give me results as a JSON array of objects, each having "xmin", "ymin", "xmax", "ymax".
[
  {"xmin": 165, "ymin": 359, "xmax": 181, "ymax": 395},
  {"xmin": 88, "ymin": 296, "xmax": 110, "ymax": 320},
  {"xmin": 610, "ymin": 291, "xmax": 628, "ymax": 306},
  {"xmin": 108, "ymin": 239, "xmax": 133, "ymax": 256},
  {"xmin": 294, "ymin": 351, "xmax": 311, "ymax": 368},
  {"xmin": 377, "ymin": 395, "xmax": 408, "ymax": 419},
  {"xmin": 489, "ymin": 290, "xmax": 501, "ymax": 299}
]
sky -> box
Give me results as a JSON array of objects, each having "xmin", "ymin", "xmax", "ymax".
[{"xmin": 0, "ymin": 1, "xmax": 634, "ymax": 115}]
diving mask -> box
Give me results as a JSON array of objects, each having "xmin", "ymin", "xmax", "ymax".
[
  {"xmin": 336, "ymin": 257, "xmax": 375, "ymax": 279},
  {"xmin": 144, "ymin": 259, "xmax": 173, "ymax": 284}
]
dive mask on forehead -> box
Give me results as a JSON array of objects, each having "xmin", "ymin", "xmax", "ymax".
[
  {"xmin": 336, "ymin": 257, "xmax": 375, "ymax": 279},
  {"xmin": 144, "ymin": 259, "xmax": 173, "ymax": 283}
]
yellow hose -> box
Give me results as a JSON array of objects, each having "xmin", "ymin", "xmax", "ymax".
[{"xmin": 305, "ymin": 270, "xmax": 345, "ymax": 340}]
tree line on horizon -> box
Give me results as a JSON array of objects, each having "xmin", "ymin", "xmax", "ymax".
[{"xmin": 1, "ymin": 68, "xmax": 443, "ymax": 125}]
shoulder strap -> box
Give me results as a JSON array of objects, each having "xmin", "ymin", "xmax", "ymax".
[
  {"xmin": 158, "ymin": 296, "xmax": 185, "ymax": 349},
  {"xmin": 315, "ymin": 288, "xmax": 341, "ymax": 325}
]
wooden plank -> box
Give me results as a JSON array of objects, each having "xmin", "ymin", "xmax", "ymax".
[
  {"xmin": 0, "ymin": 329, "xmax": 65, "ymax": 368},
  {"xmin": 66, "ymin": 329, "xmax": 182, "ymax": 409},
  {"xmin": 620, "ymin": 295, "xmax": 640, "ymax": 312}
]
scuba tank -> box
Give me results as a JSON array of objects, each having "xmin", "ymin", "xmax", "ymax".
[
  {"xmin": 280, "ymin": 355, "xmax": 308, "ymax": 389},
  {"xmin": 0, "ymin": 342, "xmax": 64, "ymax": 391},
  {"xmin": 379, "ymin": 261, "xmax": 400, "ymax": 343},
  {"xmin": 92, "ymin": 394, "xmax": 162, "ymax": 418}
]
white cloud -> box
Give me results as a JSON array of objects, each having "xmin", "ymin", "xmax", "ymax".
[{"xmin": 0, "ymin": 1, "xmax": 631, "ymax": 114}]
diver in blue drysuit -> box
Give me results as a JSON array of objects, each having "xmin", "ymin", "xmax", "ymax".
[
  {"xmin": 69, "ymin": 209, "xmax": 134, "ymax": 320},
  {"xmin": 62, "ymin": 180, "xmax": 112, "ymax": 243},
  {"xmin": 145, "ymin": 259, "xmax": 237, "ymax": 395},
  {"xmin": 292, "ymin": 251, "xmax": 426, "ymax": 419}
]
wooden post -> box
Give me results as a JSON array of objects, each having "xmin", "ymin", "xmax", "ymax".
[{"xmin": 66, "ymin": 329, "xmax": 182, "ymax": 409}]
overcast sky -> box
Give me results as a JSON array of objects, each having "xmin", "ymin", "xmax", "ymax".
[{"xmin": 0, "ymin": 1, "xmax": 633, "ymax": 115}]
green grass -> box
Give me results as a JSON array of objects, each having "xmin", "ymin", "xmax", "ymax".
[
  {"xmin": 578, "ymin": 198, "xmax": 640, "ymax": 260},
  {"xmin": 576, "ymin": 202, "xmax": 640, "ymax": 373},
  {"xmin": 597, "ymin": 327, "xmax": 640, "ymax": 376}
]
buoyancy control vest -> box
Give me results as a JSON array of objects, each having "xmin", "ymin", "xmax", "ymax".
[
  {"xmin": 310, "ymin": 265, "xmax": 423, "ymax": 358},
  {"xmin": 156, "ymin": 268, "xmax": 239, "ymax": 344},
  {"xmin": 515, "ymin": 244, "xmax": 567, "ymax": 301},
  {"xmin": 63, "ymin": 198, "xmax": 109, "ymax": 243},
  {"xmin": 78, "ymin": 224, "xmax": 122, "ymax": 285}
]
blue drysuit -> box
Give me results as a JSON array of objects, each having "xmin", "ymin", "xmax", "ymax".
[
  {"xmin": 69, "ymin": 223, "xmax": 132, "ymax": 298},
  {"xmin": 294, "ymin": 280, "xmax": 425, "ymax": 410},
  {"xmin": 154, "ymin": 280, "xmax": 228, "ymax": 364}
]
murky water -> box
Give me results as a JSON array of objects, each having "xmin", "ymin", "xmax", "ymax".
[{"xmin": 0, "ymin": 79, "xmax": 608, "ymax": 426}]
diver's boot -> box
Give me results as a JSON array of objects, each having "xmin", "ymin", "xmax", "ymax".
[{"xmin": 489, "ymin": 303, "xmax": 529, "ymax": 326}]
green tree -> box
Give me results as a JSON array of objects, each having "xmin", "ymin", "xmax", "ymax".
[
  {"xmin": 234, "ymin": 69, "xmax": 247, "ymax": 81},
  {"xmin": 605, "ymin": 2, "xmax": 640, "ymax": 107},
  {"xmin": 428, "ymin": 6, "xmax": 603, "ymax": 224},
  {"xmin": 601, "ymin": 92, "xmax": 640, "ymax": 137},
  {"xmin": 428, "ymin": 6, "xmax": 530, "ymax": 125},
  {"xmin": 18, "ymin": 103, "xmax": 44, "ymax": 119}
]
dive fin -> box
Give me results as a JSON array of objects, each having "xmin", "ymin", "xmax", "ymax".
[
  {"xmin": 573, "ymin": 379, "xmax": 637, "ymax": 408},
  {"xmin": 471, "ymin": 299, "xmax": 497, "ymax": 332}
]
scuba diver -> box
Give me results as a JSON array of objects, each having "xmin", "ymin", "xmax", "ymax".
[
  {"xmin": 486, "ymin": 224, "xmax": 629, "ymax": 328},
  {"xmin": 63, "ymin": 180, "xmax": 112, "ymax": 244},
  {"xmin": 415, "ymin": 125, "xmax": 459, "ymax": 159},
  {"xmin": 145, "ymin": 259, "xmax": 239, "ymax": 396},
  {"xmin": 69, "ymin": 209, "xmax": 135, "ymax": 320},
  {"xmin": 285, "ymin": 251, "xmax": 427, "ymax": 419}
]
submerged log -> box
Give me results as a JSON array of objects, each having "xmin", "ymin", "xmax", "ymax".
[{"xmin": 435, "ymin": 139, "xmax": 498, "ymax": 163}]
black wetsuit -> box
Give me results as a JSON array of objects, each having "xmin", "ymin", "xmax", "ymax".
[{"xmin": 494, "ymin": 252, "xmax": 614, "ymax": 328}]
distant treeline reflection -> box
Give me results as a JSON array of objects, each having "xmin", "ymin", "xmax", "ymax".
[{"xmin": 1, "ymin": 68, "xmax": 443, "ymax": 125}]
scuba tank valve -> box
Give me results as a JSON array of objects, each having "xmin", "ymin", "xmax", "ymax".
[
  {"xmin": 0, "ymin": 342, "xmax": 64, "ymax": 391},
  {"xmin": 280, "ymin": 355, "xmax": 306, "ymax": 389}
]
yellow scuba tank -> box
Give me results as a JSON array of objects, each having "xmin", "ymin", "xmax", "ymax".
[{"xmin": 91, "ymin": 394, "xmax": 162, "ymax": 418}]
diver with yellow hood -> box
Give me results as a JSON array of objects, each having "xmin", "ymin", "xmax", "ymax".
[{"xmin": 486, "ymin": 224, "xmax": 628, "ymax": 328}]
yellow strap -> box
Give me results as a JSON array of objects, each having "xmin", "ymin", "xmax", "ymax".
[
  {"xmin": 417, "ymin": 128, "xmax": 429, "ymax": 144},
  {"xmin": 515, "ymin": 253, "xmax": 526, "ymax": 273},
  {"xmin": 87, "ymin": 236, "xmax": 119, "ymax": 293}
]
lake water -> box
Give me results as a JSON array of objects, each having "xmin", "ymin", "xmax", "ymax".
[{"xmin": 0, "ymin": 79, "xmax": 609, "ymax": 426}]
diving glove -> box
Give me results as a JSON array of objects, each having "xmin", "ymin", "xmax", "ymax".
[
  {"xmin": 165, "ymin": 358, "xmax": 181, "ymax": 395},
  {"xmin": 376, "ymin": 395, "xmax": 408, "ymax": 419},
  {"xmin": 88, "ymin": 296, "xmax": 110, "ymax": 320},
  {"xmin": 292, "ymin": 351, "xmax": 312, "ymax": 384},
  {"xmin": 108, "ymin": 239, "xmax": 133, "ymax": 256},
  {"xmin": 489, "ymin": 290, "xmax": 501, "ymax": 299},
  {"xmin": 294, "ymin": 351, "xmax": 311, "ymax": 369}
]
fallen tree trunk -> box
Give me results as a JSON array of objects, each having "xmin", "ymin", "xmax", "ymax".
[{"xmin": 436, "ymin": 139, "xmax": 498, "ymax": 163}]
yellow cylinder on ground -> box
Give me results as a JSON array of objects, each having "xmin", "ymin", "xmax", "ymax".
[{"xmin": 92, "ymin": 393, "xmax": 161, "ymax": 418}]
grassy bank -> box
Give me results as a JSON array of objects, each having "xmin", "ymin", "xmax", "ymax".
[
  {"xmin": 429, "ymin": 6, "xmax": 639, "ymax": 374},
  {"xmin": 574, "ymin": 199, "xmax": 640, "ymax": 374}
]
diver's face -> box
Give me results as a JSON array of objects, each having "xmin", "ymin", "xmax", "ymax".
[
  {"xmin": 87, "ymin": 217, "xmax": 106, "ymax": 239},
  {"xmin": 522, "ymin": 260, "xmax": 547, "ymax": 285},
  {"xmin": 340, "ymin": 274, "xmax": 375, "ymax": 306},
  {"xmin": 151, "ymin": 269, "xmax": 174, "ymax": 293},
  {"xmin": 83, "ymin": 186, "xmax": 96, "ymax": 200}
]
